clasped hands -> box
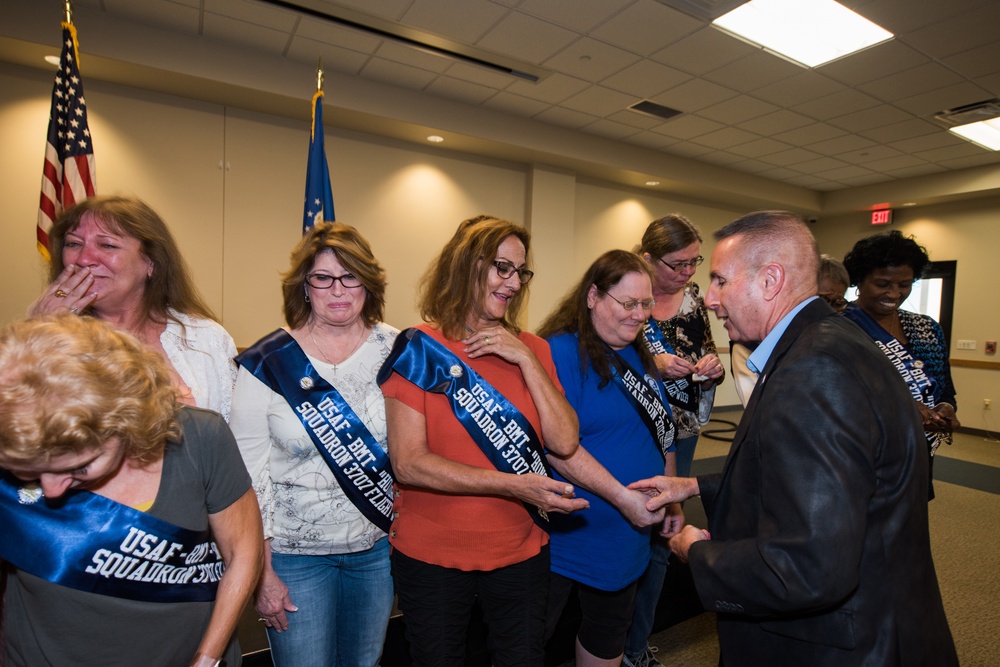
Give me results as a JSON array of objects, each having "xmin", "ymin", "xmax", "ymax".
[{"xmin": 628, "ymin": 475, "xmax": 710, "ymax": 562}]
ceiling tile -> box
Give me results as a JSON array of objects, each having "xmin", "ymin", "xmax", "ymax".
[
  {"xmin": 206, "ymin": 0, "xmax": 298, "ymax": 30},
  {"xmin": 698, "ymin": 95, "xmax": 779, "ymax": 125},
  {"xmin": 401, "ymin": 0, "xmax": 510, "ymax": 43},
  {"xmin": 517, "ymin": 0, "xmax": 632, "ymax": 33},
  {"xmin": 590, "ymin": 0, "xmax": 702, "ymax": 57},
  {"xmin": 726, "ymin": 137, "xmax": 794, "ymax": 158},
  {"xmin": 792, "ymin": 89, "xmax": 882, "ymax": 121},
  {"xmin": 888, "ymin": 132, "xmax": 966, "ymax": 154},
  {"xmin": 857, "ymin": 118, "xmax": 941, "ymax": 144},
  {"xmin": 858, "ymin": 62, "xmax": 963, "ymax": 102},
  {"xmin": 534, "ymin": 106, "xmax": 601, "ymax": 129},
  {"xmin": 650, "ymin": 26, "xmax": 757, "ymax": 76},
  {"xmin": 843, "ymin": 0, "xmax": 984, "ymax": 35},
  {"xmin": 583, "ymin": 118, "xmax": 643, "ymax": 140},
  {"xmin": 359, "ymin": 58, "xmax": 439, "ymax": 91},
  {"xmin": 651, "ymin": 77, "xmax": 739, "ymax": 112},
  {"xmin": 739, "ymin": 109, "xmax": 815, "ymax": 137},
  {"xmin": 652, "ymin": 114, "xmax": 725, "ymax": 139},
  {"xmin": 939, "ymin": 153, "xmax": 1000, "ymax": 171},
  {"xmin": 837, "ymin": 172, "xmax": 891, "ymax": 187},
  {"xmin": 944, "ymin": 41, "xmax": 1000, "ymax": 80},
  {"xmin": 861, "ymin": 154, "xmax": 929, "ymax": 172},
  {"xmin": 903, "ymin": 2, "xmax": 1000, "ymax": 59},
  {"xmin": 772, "ymin": 123, "xmax": 848, "ymax": 147},
  {"xmin": 425, "ymin": 76, "xmax": 498, "ymax": 104},
  {"xmin": 295, "ymin": 16, "xmax": 383, "ymax": 53},
  {"xmin": 834, "ymin": 145, "xmax": 905, "ymax": 165},
  {"xmin": 560, "ymin": 84, "xmax": 639, "ymax": 117},
  {"xmin": 884, "ymin": 163, "xmax": 947, "ymax": 179},
  {"xmin": 476, "ymin": 10, "xmax": 578, "ymax": 64},
  {"xmin": 689, "ymin": 126, "xmax": 759, "ymax": 150},
  {"xmin": 286, "ymin": 37, "xmax": 371, "ymax": 74},
  {"xmin": 607, "ymin": 109, "xmax": 665, "ymax": 129},
  {"xmin": 752, "ymin": 73, "xmax": 846, "ymax": 107},
  {"xmin": 665, "ymin": 142, "xmax": 716, "ymax": 158},
  {"xmin": 201, "ymin": 13, "xmax": 289, "ymax": 54},
  {"xmin": 444, "ymin": 60, "xmax": 518, "ymax": 88},
  {"xmin": 622, "ymin": 131, "xmax": 680, "ymax": 150},
  {"xmin": 543, "ymin": 37, "xmax": 642, "ymax": 83},
  {"xmin": 374, "ymin": 40, "xmax": 454, "ymax": 73},
  {"xmin": 99, "ymin": 0, "xmax": 200, "ymax": 33},
  {"xmin": 757, "ymin": 147, "xmax": 824, "ymax": 167},
  {"xmin": 703, "ymin": 51, "xmax": 802, "ymax": 94},
  {"xmin": 826, "ymin": 105, "xmax": 912, "ymax": 133},
  {"xmin": 507, "ymin": 72, "xmax": 591, "ymax": 103},
  {"xmin": 893, "ymin": 81, "xmax": 995, "ymax": 117},
  {"xmin": 481, "ymin": 91, "xmax": 552, "ymax": 116},
  {"xmin": 914, "ymin": 142, "xmax": 991, "ymax": 163},
  {"xmin": 806, "ymin": 134, "xmax": 877, "ymax": 155},
  {"xmin": 601, "ymin": 60, "xmax": 691, "ymax": 98},
  {"xmin": 700, "ymin": 151, "xmax": 748, "ymax": 167},
  {"xmin": 793, "ymin": 157, "xmax": 852, "ymax": 174},
  {"xmin": 819, "ymin": 40, "xmax": 930, "ymax": 86}
]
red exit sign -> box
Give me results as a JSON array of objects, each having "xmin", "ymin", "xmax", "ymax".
[{"xmin": 871, "ymin": 209, "xmax": 893, "ymax": 225}]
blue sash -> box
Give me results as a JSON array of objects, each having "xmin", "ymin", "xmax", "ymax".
[
  {"xmin": 235, "ymin": 329, "xmax": 394, "ymax": 533},
  {"xmin": 0, "ymin": 473, "xmax": 223, "ymax": 602},
  {"xmin": 609, "ymin": 350, "xmax": 676, "ymax": 459},
  {"xmin": 843, "ymin": 304, "xmax": 945, "ymax": 452},
  {"xmin": 377, "ymin": 328, "xmax": 552, "ymax": 526},
  {"xmin": 642, "ymin": 318, "xmax": 699, "ymax": 412}
]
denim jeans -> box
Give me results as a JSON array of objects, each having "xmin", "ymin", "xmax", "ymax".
[
  {"xmin": 624, "ymin": 434, "xmax": 698, "ymax": 657},
  {"xmin": 267, "ymin": 537, "xmax": 393, "ymax": 667}
]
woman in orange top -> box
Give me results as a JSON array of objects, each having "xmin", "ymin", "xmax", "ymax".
[{"xmin": 380, "ymin": 216, "xmax": 588, "ymax": 667}]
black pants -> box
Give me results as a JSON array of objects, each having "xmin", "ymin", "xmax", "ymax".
[{"xmin": 391, "ymin": 546, "xmax": 550, "ymax": 667}]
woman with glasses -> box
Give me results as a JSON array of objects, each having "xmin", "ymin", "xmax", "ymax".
[
  {"xmin": 625, "ymin": 213, "xmax": 724, "ymax": 667},
  {"xmin": 378, "ymin": 215, "xmax": 589, "ymax": 667},
  {"xmin": 228, "ymin": 222, "xmax": 398, "ymax": 666},
  {"xmin": 842, "ymin": 230, "xmax": 958, "ymax": 500},
  {"xmin": 537, "ymin": 250, "xmax": 681, "ymax": 667}
]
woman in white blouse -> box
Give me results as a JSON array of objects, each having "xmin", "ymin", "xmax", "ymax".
[{"xmin": 229, "ymin": 222, "xmax": 398, "ymax": 667}]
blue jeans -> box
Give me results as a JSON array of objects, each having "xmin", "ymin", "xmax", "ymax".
[
  {"xmin": 267, "ymin": 537, "xmax": 393, "ymax": 667},
  {"xmin": 624, "ymin": 434, "xmax": 698, "ymax": 657}
]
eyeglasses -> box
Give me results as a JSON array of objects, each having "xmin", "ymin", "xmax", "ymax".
[
  {"xmin": 601, "ymin": 290, "xmax": 656, "ymax": 312},
  {"xmin": 305, "ymin": 272, "xmax": 363, "ymax": 289},
  {"xmin": 493, "ymin": 260, "xmax": 534, "ymax": 285},
  {"xmin": 821, "ymin": 294, "xmax": 848, "ymax": 310},
  {"xmin": 658, "ymin": 255, "xmax": 704, "ymax": 272}
]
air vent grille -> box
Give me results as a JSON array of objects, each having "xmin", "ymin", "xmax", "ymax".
[
  {"xmin": 629, "ymin": 100, "xmax": 683, "ymax": 121},
  {"xmin": 934, "ymin": 99, "xmax": 1000, "ymax": 127}
]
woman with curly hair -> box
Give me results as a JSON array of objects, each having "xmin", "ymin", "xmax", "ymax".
[
  {"xmin": 0, "ymin": 315, "xmax": 261, "ymax": 667},
  {"xmin": 842, "ymin": 230, "xmax": 958, "ymax": 499}
]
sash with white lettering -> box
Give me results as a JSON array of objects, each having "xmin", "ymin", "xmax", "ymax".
[
  {"xmin": 641, "ymin": 318, "xmax": 699, "ymax": 412},
  {"xmin": 843, "ymin": 304, "xmax": 945, "ymax": 451},
  {"xmin": 235, "ymin": 329, "xmax": 394, "ymax": 532},
  {"xmin": 0, "ymin": 473, "xmax": 224, "ymax": 602},
  {"xmin": 609, "ymin": 349, "xmax": 676, "ymax": 459},
  {"xmin": 377, "ymin": 328, "xmax": 552, "ymax": 527}
]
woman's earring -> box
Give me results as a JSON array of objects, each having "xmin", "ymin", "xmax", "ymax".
[{"xmin": 304, "ymin": 286, "xmax": 310, "ymax": 303}]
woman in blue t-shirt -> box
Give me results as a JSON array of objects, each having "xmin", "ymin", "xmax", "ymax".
[{"xmin": 537, "ymin": 250, "xmax": 683, "ymax": 667}]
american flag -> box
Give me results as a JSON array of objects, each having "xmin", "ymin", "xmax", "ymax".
[
  {"xmin": 303, "ymin": 89, "xmax": 335, "ymax": 233},
  {"xmin": 37, "ymin": 22, "xmax": 96, "ymax": 258}
]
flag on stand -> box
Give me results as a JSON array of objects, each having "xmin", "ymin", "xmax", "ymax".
[
  {"xmin": 38, "ymin": 21, "xmax": 97, "ymax": 258},
  {"xmin": 303, "ymin": 89, "xmax": 335, "ymax": 233}
]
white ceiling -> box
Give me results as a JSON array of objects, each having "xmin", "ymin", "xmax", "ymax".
[{"xmin": 6, "ymin": 0, "xmax": 1000, "ymax": 211}]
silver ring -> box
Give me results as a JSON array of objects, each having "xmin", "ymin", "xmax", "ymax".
[{"xmin": 69, "ymin": 306, "xmax": 79, "ymax": 315}]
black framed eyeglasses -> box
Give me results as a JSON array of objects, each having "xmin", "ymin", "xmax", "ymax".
[
  {"xmin": 658, "ymin": 255, "xmax": 704, "ymax": 272},
  {"xmin": 305, "ymin": 272, "xmax": 363, "ymax": 289},
  {"xmin": 821, "ymin": 294, "xmax": 848, "ymax": 310},
  {"xmin": 601, "ymin": 290, "xmax": 656, "ymax": 312},
  {"xmin": 493, "ymin": 260, "xmax": 534, "ymax": 285}
]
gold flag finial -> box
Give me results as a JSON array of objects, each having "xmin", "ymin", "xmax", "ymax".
[
  {"xmin": 316, "ymin": 58, "xmax": 324, "ymax": 92},
  {"xmin": 64, "ymin": 0, "xmax": 73, "ymax": 24}
]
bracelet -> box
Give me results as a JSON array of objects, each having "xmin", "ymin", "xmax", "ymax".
[{"xmin": 189, "ymin": 652, "xmax": 221, "ymax": 667}]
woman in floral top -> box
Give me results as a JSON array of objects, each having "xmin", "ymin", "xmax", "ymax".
[{"xmin": 623, "ymin": 213, "xmax": 725, "ymax": 667}]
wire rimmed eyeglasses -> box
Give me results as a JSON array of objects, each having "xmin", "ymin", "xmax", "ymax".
[
  {"xmin": 658, "ymin": 255, "xmax": 704, "ymax": 272},
  {"xmin": 493, "ymin": 260, "xmax": 534, "ymax": 285},
  {"xmin": 601, "ymin": 290, "xmax": 656, "ymax": 312},
  {"xmin": 305, "ymin": 272, "xmax": 363, "ymax": 289}
]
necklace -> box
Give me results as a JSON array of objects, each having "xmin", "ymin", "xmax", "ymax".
[{"xmin": 309, "ymin": 325, "xmax": 368, "ymax": 374}]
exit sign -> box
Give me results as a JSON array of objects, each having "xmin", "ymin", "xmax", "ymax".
[{"xmin": 871, "ymin": 209, "xmax": 893, "ymax": 225}]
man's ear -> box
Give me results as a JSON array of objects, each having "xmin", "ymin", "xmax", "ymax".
[{"xmin": 760, "ymin": 263, "xmax": 785, "ymax": 301}]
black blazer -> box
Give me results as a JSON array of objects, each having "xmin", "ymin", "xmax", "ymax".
[{"xmin": 691, "ymin": 299, "xmax": 957, "ymax": 666}]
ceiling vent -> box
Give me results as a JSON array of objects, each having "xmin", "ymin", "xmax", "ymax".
[
  {"xmin": 629, "ymin": 100, "xmax": 683, "ymax": 121},
  {"xmin": 653, "ymin": 0, "xmax": 749, "ymax": 21},
  {"xmin": 934, "ymin": 99, "xmax": 1000, "ymax": 127}
]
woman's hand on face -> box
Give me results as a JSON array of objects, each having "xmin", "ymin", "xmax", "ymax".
[
  {"xmin": 29, "ymin": 265, "xmax": 96, "ymax": 317},
  {"xmin": 654, "ymin": 352, "xmax": 697, "ymax": 380},
  {"xmin": 463, "ymin": 326, "xmax": 530, "ymax": 365}
]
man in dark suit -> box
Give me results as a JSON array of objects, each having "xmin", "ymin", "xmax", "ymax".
[{"xmin": 630, "ymin": 211, "xmax": 957, "ymax": 666}]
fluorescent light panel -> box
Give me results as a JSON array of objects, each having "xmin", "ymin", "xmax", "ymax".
[
  {"xmin": 713, "ymin": 0, "xmax": 893, "ymax": 68},
  {"xmin": 950, "ymin": 120, "xmax": 1000, "ymax": 151}
]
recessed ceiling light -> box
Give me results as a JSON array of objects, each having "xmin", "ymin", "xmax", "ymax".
[
  {"xmin": 645, "ymin": 180, "xmax": 660, "ymax": 186},
  {"xmin": 712, "ymin": 0, "xmax": 893, "ymax": 68},
  {"xmin": 44, "ymin": 55, "xmax": 60, "ymax": 66},
  {"xmin": 949, "ymin": 120, "xmax": 1000, "ymax": 151},
  {"xmin": 427, "ymin": 135, "xmax": 444, "ymax": 143}
]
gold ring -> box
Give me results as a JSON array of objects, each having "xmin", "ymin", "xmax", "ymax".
[
  {"xmin": 484, "ymin": 336, "xmax": 491, "ymax": 344},
  {"xmin": 54, "ymin": 289, "xmax": 68, "ymax": 298}
]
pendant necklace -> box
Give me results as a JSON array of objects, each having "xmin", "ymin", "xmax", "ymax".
[{"xmin": 309, "ymin": 326, "xmax": 367, "ymax": 375}]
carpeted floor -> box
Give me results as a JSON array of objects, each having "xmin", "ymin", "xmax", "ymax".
[{"xmin": 644, "ymin": 420, "xmax": 1000, "ymax": 667}]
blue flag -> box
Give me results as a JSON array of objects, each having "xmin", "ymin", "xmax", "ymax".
[{"xmin": 303, "ymin": 90, "xmax": 335, "ymax": 233}]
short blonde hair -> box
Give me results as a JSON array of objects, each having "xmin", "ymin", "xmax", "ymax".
[
  {"xmin": 282, "ymin": 221, "xmax": 387, "ymax": 329},
  {"xmin": 0, "ymin": 315, "xmax": 180, "ymax": 466},
  {"xmin": 419, "ymin": 215, "xmax": 531, "ymax": 340}
]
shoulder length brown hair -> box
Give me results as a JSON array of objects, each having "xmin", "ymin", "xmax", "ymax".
[
  {"xmin": 282, "ymin": 221, "xmax": 387, "ymax": 329},
  {"xmin": 48, "ymin": 195, "xmax": 217, "ymax": 325},
  {"xmin": 419, "ymin": 215, "xmax": 531, "ymax": 340},
  {"xmin": 537, "ymin": 249, "xmax": 657, "ymax": 388}
]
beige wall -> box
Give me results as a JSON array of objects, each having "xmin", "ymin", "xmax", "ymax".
[{"xmin": 2, "ymin": 62, "xmax": 997, "ymax": 427}]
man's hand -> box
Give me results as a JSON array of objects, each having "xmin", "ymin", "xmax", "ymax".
[
  {"xmin": 627, "ymin": 475, "xmax": 700, "ymax": 511},
  {"xmin": 668, "ymin": 524, "xmax": 711, "ymax": 563}
]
